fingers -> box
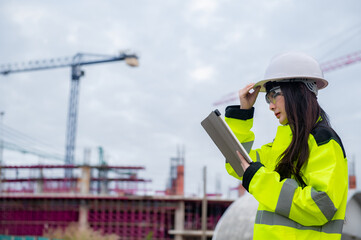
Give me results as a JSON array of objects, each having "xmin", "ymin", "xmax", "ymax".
[
  {"xmin": 237, "ymin": 151, "xmax": 250, "ymax": 172},
  {"xmin": 245, "ymin": 83, "xmax": 256, "ymax": 92},
  {"xmin": 236, "ymin": 151, "xmax": 245, "ymax": 161},
  {"xmin": 239, "ymin": 83, "xmax": 255, "ymax": 96},
  {"xmin": 251, "ymin": 85, "xmax": 261, "ymax": 99},
  {"xmin": 239, "ymin": 83, "xmax": 259, "ymax": 109},
  {"xmin": 253, "ymin": 85, "xmax": 261, "ymax": 94}
]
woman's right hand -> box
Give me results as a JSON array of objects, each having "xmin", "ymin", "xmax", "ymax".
[{"xmin": 238, "ymin": 83, "xmax": 260, "ymax": 109}]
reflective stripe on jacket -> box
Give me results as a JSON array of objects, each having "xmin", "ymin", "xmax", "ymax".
[{"xmin": 224, "ymin": 106, "xmax": 348, "ymax": 240}]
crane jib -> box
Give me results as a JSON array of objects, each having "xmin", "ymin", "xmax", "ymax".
[{"xmin": 0, "ymin": 51, "xmax": 139, "ymax": 180}]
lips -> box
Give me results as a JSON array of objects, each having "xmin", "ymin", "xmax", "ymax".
[{"xmin": 275, "ymin": 113, "xmax": 280, "ymax": 118}]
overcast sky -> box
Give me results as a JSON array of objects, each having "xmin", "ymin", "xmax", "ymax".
[{"xmin": 0, "ymin": 0, "xmax": 360, "ymax": 197}]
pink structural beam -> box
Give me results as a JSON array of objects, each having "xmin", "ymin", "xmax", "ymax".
[
  {"xmin": 320, "ymin": 50, "xmax": 361, "ymax": 72},
  {"xmin": 0, "ymin": 165, "xmax": 145, "ymax": 170},
  {"xmin": 1, "ymin": 178, "xmax": 151, "ymax": 183}
]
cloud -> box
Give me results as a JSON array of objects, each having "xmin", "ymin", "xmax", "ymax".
[
  {"xmin": 189, "ymin": 66, "xmax": 216, "ymax": 82},
  {"xmin": 188, "ymin": 0, "xmax": 218, "ymax": 13},
  {"xmin": 184, "ymin": 0, "xmax": 222, "ymax": 28}
]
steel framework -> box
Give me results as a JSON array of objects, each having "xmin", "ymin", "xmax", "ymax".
[
  {"xmin": 0, "ymin": 164, "xmax": 149, "ymax": 195},
  {"xmin": 0, "ymin": 195, "xmax": 232, "ymax": 240}
]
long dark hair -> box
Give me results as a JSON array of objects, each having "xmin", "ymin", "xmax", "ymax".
[{"xmin": 265, "ymin": 81, "xmax": 330, "ymax": 187}]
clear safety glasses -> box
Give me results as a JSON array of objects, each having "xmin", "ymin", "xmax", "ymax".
[{"xmin": 265, "ymin": 86, "xmax": 283, "ymax": 104}]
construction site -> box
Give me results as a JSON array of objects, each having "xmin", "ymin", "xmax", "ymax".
[
  {"xmin": 1, "ymin": 2, "xmax": 361, "ymax": 237},
  {"xmin": 0, "ymin": 51, "xmax": 238, "ymax": 240},
  {"xmin": 0, "ymin": 50, "xmax": 360, "ymax": 240},
  {"xmin": 0, "ymin": 162, "xmax": 235, "ymax": 240}
]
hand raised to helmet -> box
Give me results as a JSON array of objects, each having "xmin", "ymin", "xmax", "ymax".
[{"xmin": 238, "ymin": 83, "xmax": 261, "ymax": 109}]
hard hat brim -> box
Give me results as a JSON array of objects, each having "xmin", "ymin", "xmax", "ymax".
[{"xmin": 254, "ymin": 76, "xmax": 328, "ymax": 92}]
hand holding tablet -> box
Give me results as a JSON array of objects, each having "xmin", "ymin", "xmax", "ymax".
[{"xmin": 201, "ymin": 109, "xmax": 252, "ymax": 177}]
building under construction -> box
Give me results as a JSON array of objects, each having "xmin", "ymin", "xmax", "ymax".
[{"xmin": 0, "ymin": 153, "xmax": 235, "ymax": 240}]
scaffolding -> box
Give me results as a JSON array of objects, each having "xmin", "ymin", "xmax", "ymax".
[
  {"xmin": 0, "ymin": 195, "xmax": 232, "ymax": 240},
  {"xmin": 166, "ymin": 146, "xmax": 185, "ymax": 196},
  {"xmin": 0, "ymin": 164, "xmax": 232, "ymax": 239},
  {"xmin": 0, "ymin": 164, "xmax": 150, "ymax": 195}
]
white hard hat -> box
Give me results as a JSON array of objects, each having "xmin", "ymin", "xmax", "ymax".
[{"xmin": 254, "ymin": 52, "xmax": 328, "ymax": 93}]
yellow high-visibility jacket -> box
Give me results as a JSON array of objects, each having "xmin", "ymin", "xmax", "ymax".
[{"xmin": 224, "ymin": 106, "xmax": 348, "ymax": 240}]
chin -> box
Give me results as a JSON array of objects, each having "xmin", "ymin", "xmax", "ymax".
[{"xmin": 280, "ymin": 120, "xmax": 288, "ymax": 125}]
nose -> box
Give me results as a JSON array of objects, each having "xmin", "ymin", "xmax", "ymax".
[{"xmin": 269, "ymin": 102, "xmax": 275, "ymax": 111}]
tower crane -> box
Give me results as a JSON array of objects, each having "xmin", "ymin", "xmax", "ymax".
[
  {"xmin": 0, "ymin": 51, "xmax": 139, "ymax": 178},
  {"xmin": 213, "ymin": 50, "xmax": 361, "ymax": 106}
]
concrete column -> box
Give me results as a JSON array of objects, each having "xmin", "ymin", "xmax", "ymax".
[
  {"xmin": 99, "ymin": 168, "xmax": 108, "ymax": 195},
  {"xmin": 174, "ymin": 200, "xmax": 185, "ymax": 240},
  {"xmin": 35, "ymin": 179, "xmax": 44, "ymax": 193},
  {"xmin": 79, "ymin": 165, "xmax": 91, "ymax": 194},
  {"xmin": 35, "ymin": 169, "xmax": 44, "ymax": 194},
  {"xmin": 79, "ymin": 200, "xmax": 88, "ymax": 230},
  {"xmin": 0, "ymin": 167, "xmax": 2, "ymax": 193}
]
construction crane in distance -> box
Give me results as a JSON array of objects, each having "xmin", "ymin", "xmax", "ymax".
[
  {"xmin": 0, "ymin": 51, "xmax": 139, "ymax": 179},
  {"xmin": 213, "ymin": 50, "xmax": 361, "ymax": 106}
]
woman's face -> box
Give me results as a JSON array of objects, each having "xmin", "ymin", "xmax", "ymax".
[{"xmin": 267, "ymin": 87, "xmax": 288, "ymax": 125}]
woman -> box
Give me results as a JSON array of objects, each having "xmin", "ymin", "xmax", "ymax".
[{"xmin": 224, "ymin": 52, "xmax": 348, "ymax": 240}]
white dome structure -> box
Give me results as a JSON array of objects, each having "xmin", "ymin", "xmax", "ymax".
[
  {"xmin": 342, "ymin": 189, "xmax": 361, "ymax": 240},
  {"xmin": 212, "ymin": 193, "xmax": 258, "ymax": 240},
  {"xmin": 213, "ymin": 190, "xmax": 361, "ymax": 240}
]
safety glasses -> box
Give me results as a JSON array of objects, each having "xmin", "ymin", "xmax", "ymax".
[{"xmin": 265, "ymin": 86, "xmax": 283, "ymax": 104}]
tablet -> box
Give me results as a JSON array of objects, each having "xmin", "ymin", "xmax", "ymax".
[{"xmin": 201, "ymin": 109, "xmax": 253, "ymax": 177}]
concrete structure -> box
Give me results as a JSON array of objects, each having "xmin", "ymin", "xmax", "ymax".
[
  {"xmin": 0, "ymin": 194, "xmax": 232, "ymax": 240},
  {"xmin": 0, "ymin": 164, "xmax": 233, "ymax": 239},
  {"xmin": 212, "ymin": 193, "xmax": 258, "ymax": 240},
  {"xmin": 342, "ymin": 189, "xmax": 361, "ymax": 240}
]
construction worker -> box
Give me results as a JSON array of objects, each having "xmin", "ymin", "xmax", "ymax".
[{"xmin": 224, "ymin": 52, "xmax": 348, "ymax": 239}]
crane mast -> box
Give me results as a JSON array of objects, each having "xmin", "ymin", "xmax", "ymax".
[{"xmin": 0, "ymin": 52, "xmax": 139, "ymax": 179}]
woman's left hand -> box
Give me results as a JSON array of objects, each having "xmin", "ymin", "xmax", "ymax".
[{"xmin": 237, "ymin": 151, "xmax": 250, "ymax": 172}]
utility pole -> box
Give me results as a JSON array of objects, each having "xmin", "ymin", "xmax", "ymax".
[
  {"xmin": 202, "ymin": 166, "xmax": 207, "ymax": 240},
  {"xmin": 0, "ymin": 111, "xmax": 4, "ymax": 166},
  {"xmin": 0, "ymin": 111, "xmax": 4, "ymax": 192}
]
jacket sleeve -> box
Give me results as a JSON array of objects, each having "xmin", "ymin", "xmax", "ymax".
[
  {"xmin": 224, "ymin": 106, "xmax": 273, "ymax": 180},
  {"xmin": 242, "ymin": 133, "xmax": 348, "ymax": 226}
]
